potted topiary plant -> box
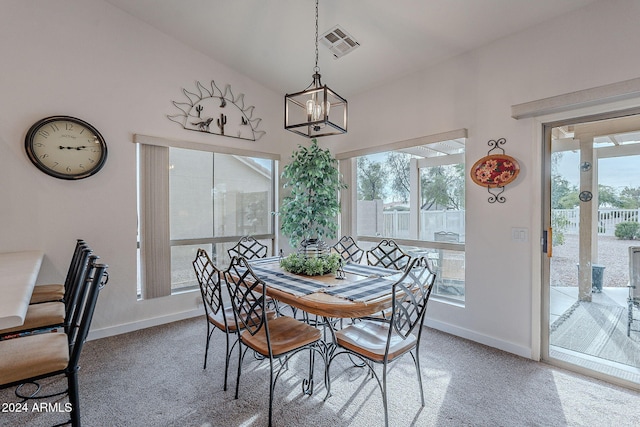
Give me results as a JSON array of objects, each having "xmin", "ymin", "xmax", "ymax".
[{"xmin": 279, "ymin": 138, "xmax": 346, "ymax": 274}]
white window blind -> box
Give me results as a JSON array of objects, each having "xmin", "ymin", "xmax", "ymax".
[{"xmin": 138, "ymin": 143, "xmax": 171, "ymax": 298}]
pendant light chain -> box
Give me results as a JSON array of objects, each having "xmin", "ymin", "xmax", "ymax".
[{"xmin": 314, "ymin": 0, "xmax": 320, "ymax": 74}]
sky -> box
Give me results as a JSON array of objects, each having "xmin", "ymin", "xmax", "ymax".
[{"xmin": 555, "ymin": 151, "xmax": 640, "ymax": 189}]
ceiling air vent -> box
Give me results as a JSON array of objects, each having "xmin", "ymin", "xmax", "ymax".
[{"xmin": 320, "ymin": 25, "xmax": 360, "ymax": 59}]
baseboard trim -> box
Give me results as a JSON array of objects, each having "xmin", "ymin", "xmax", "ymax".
[
  {"xmin": 87, "ymin": 309, "xmax": 532, "ymax": 359},
  {"xmin": 87, "ymin": 309, "xmax": 202, "ymax": 341},
  {"xmin": 426, "ymin": 318, "xmax": 532, "ymax": 359}
]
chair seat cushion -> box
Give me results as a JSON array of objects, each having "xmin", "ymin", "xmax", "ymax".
[
  {"xmin": 0, "ymin": 302, "xmax": 65, "ymax": 336},
  {"xmin": 29, "ymin": 283, "xmax": 65, "ymax": 304},
  {"xmin": 208, "ymin": 306, "xmax": 240, "ymax": 332},
  {"xmin": 335, "ymin": 320, "xmax": 417, "ymax": 362},
  {"xmin": 242, "ymin": 316, "xmax": 321, "ymax": 357},
  {"xmin": 0, "ymin": 332, "xmax": 69, "ymax": 386},
  {"xmin": 209, "ymin": 307, "xmax": 276, "ymax": 332}
]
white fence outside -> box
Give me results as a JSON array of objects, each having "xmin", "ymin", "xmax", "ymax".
[
  {"xmin": 367, "ymin": 207, "xmax": 639, "ymax": 240},
  {"xmin": 553, "ymin": 208, "xmax": 639, "ymax": 236},
  {"xmin": 357, "ymin": 200, "xmax": 466, "ymax": 241}
]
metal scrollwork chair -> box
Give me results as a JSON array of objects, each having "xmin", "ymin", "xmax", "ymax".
[
  {"xmin": 325, "ymin": 256, "xmax": 436, "ymax": 427},
  {"xmin": 228, "ymin": 236, "xmax": 293, "ymax": 317},
  {"xmin": 224, "ymin": 256, "xmax": 322, "ymax": 427},
  {"xmin": 332, "ymin": 235, "xmax": 365, "ymax": 264},
  {"xmin": 0, "ymin": 257, "xmax": 109, "ymax": 427},
  {"xmin": 192, "ymin": 248, "xmax": 241, "ymax": 390},
  {"xmin": 366, "ymin": 239, "xmax": 412, "ymax": 270},
  {"xmin": 227, "ymin": 236, "xmax": 268, "ymax": 260}
]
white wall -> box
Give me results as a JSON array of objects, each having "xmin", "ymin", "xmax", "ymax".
[
  {"xmin": 0, "ymin": 0, "xmax": 296, "ymax": 337},
  {"xmin": 325, "ymin": 0, "xmax": 640, "ymax": 357}
]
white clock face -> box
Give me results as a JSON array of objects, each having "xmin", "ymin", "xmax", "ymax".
[{"xmin": 26, "ymin": 117, "xmax": 107, "ymax": 179}]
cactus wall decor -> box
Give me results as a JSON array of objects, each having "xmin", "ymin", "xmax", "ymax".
[
  {"xmin": 217, "ymin": 113, "xmax": 227, "ymax": 135},
  {"xmin": 168, "ymin": 80, "xmax": 265, "ymax": 141}
]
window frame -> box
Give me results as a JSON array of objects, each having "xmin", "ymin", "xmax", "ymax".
[
  {"xmin": 335, "ymin": 129, "xmax": 467, "ymax": 303},
  {"xmin": 135, "ymin": 134, "xmax": 279, "ymax": 299}
]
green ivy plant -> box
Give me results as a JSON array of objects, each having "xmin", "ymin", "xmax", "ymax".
[
  {"xmin": 280, "ymin": 138, "xmax": 347, "ymax": 247},
  {"xmin": 280, "ymin": 253, "xmax": 342, "ymax": 276}
]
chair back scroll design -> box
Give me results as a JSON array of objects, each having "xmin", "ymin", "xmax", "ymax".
[
  {"xmin": 225, "ymin": 256, "xmax": 267, "ymax": 338},
  {"xmin": 366, "ymin": 239, "xmax": 412, "ymax": 270},
  {"xmin": 332, "ymin": 235, "xmax": 364, "ymax": 263},
  {"xmin": 227, "ymin": 236, "xmax": 268, "ymax": 260},
  {"xmin": 193, "ymin": 249, "xmax": 225, "ymax": 322},
  {"xmin": 390, "ymin": 257, "xmax": 436, "ymax": 342}
]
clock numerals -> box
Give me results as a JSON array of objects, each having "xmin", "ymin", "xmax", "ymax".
[
  {"xmin": 39, "ymin": 153, "xmax": 49, "ymax": 160},
  {"xmin": 49, "ymin": 123, "xmax": 59, "ymax": 132},
  {"xmin": 65, "ymin": 122, "xmax": 74, "ymax": 131},
  {"xmin": 37, "ymin": 130, "xmax": 49, "ymax": 139}
]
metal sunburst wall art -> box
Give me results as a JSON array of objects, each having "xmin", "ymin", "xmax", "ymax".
[
  {"xmin": 168, "ymin": 80, "xmax": 266, "ymax": 141},
  {"xmin": 470, "ymin": 138, "xmax": 520, "ymax": 203}
]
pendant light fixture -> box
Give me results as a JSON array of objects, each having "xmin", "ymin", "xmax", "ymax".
[{"xmin": 284, "ymin": 0, "xmax": 347, "ymax": 138}]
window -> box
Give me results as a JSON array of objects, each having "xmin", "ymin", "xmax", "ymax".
[
  {"xmin": 136, "ymin": 136, "xmax": 278, "ymax": 299},
  {"xmin": 344, "ymin": 131, "xmax": 466, "ymax": 301}
]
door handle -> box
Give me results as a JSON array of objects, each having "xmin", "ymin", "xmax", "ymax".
[{"xmin": 542, "ymin": 227, "xmax": 552, "ymax": 257}]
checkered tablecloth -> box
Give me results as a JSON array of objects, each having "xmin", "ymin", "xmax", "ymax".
[
  {"xmin": 245, "ymin": 257, "xmax": 403, "ymax": 302},
  {"xmin": 246, "ymin": 258, "xmax": 326, "ymax": 296},
  {"xmin": 341, "ymin": 262, "xmax": 400, "ymax": 278},
  {"xmin": 324, "ymin": 273, "xmax": 404, "ymax": 302}
]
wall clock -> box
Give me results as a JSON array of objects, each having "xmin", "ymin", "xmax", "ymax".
[{"xmin": 25, "ymin": 116, "xmax": 107, "ymax": 180}]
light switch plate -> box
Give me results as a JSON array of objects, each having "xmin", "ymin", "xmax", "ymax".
[{"xmin": 512, "ymin": 227, "xmax": 528, "ymax": 242}]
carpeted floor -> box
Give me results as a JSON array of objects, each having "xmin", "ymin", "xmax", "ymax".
[
  {"xmin": 2, "ymin": 317, "xmax": 640, "ymax": 427},
  {"xmin": 550, "ymin": 300, "xmax": 640, "ymax": 368}
]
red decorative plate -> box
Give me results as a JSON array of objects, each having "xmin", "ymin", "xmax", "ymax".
[{"xmin": 470, "ymin": 154, "xmax": 520, "ymax": 188}]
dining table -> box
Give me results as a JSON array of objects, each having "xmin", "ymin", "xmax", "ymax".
[
  {"xmin": 247, "ymin": 256, "xmax": 405, "ymax": 318},
  {"xmin": 246, "ymin": 256, "xmax": 406, "ymax": 395},
  {"xmin": 0, "ymin": 250, "xmax": 44, "ymax": 330}
]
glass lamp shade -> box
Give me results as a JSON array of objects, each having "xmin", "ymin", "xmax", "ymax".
[{"xmin": 285, "ymin": 84, "xmax": 347, "ymax": 138}]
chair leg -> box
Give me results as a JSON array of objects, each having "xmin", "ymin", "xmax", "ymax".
[
  {"xmin": 203, "ymin": 323, "xmax": 213, "ymax": 369},
  {"xmin": 414, "ymin": 348, "xmax": 425, "ymax": 406},
  {"xmin": 223, "ymin": 331, "xmax": 230, "ymax": 391},
  {"xmin": 67, "ymin": 370, "xmax": 80, "ymax": 427},
  {"xmin": 235, "ymin": 343, "xmax": 243, "ymax": 399},
  {"xmin": 382, "ymin": 362, "xmax": 389, "ymax": 427},
  {"xmin": 268, "ymin": 357, "xmax": 275, "ymax": 427}
]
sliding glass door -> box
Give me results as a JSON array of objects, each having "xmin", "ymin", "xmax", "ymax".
[{"xmin": 543, "ymin": 113, "xmax": 640, "ymax": 386}]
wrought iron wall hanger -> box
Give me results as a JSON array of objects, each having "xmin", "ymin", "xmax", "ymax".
[
  {"xmin": 470, "ymin": 138, "xmax": 520, "ymax": 203},
  {"xmin": 168, "ymin": 80, "xmax": 266, "ymax": 141}
]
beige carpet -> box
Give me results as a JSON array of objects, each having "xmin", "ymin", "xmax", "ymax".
[{"xmin": 2, "ymin": 317, "xmax": 640, "ymax": 427}]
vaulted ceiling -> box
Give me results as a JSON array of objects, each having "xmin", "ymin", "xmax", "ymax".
[{"xmin": 105, "ymin": 0, "xmax": 598, "ymax": 97}]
